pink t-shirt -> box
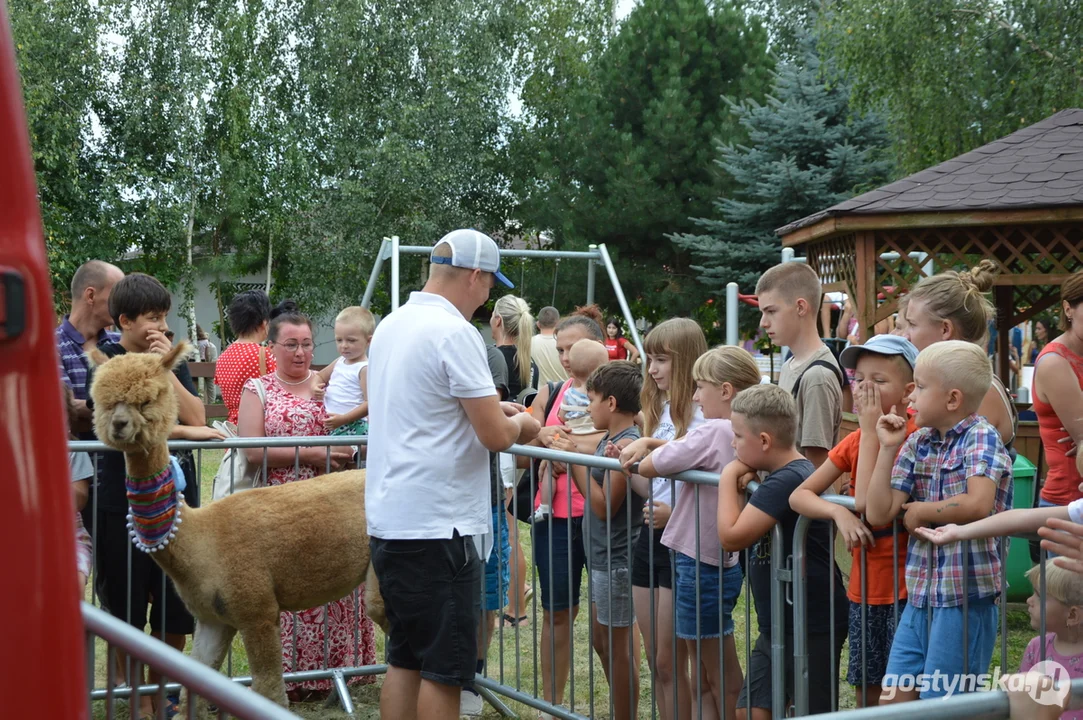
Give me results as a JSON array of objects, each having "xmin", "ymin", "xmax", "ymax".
[
  {"xmin": 535, "ymin": 379, "xmax": 586, "ymax": 518},
  {"xmin": 656, "ymin": 419, "xmax": 739, "ymax": 568},
  {"xmin": 1020, "ymin": 633, "xmax": 1083, "ymax": 720}
]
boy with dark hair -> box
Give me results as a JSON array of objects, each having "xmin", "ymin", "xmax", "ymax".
[
  {"xmin": 718, "ymin": 384, "xmax": 848, "ymax": 718},
  {"xmin": 88, "ymin": 272, "xmax": 222, "ymax": 718},
  {"xmin": 756, "ymin": 262, "xmax": 843, "ymax": 469},
  {"xmin": 552, "ymin": 360, "xmax": 644, "ymax": 720}
]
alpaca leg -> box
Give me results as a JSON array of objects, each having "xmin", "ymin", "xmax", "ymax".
[
  {"xmin": 240, "ymin": 622, "xmax": 287, "ymax": 706},
  {"xmin": 365, "ymin": 563, "xmax": 389, "ymax": 634},
  {"xmin": 180, "ymin": 621, "xmax": 237, "ymax": 717}
]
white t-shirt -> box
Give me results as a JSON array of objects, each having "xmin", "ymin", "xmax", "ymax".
[
  {"xmin": 1068, "ymin": 499, "xmax": 1083, "ymax": 525},
  {"xmin": 649, "ymin": 402, "xmax": 706, "ymax": 506},
  {"xmin": 325, "ymin": 358, "xmax": 367, "ymax": 415},
  {"xmin": 365, "ymin": 292, "xmax": 498, "ymax": 540},
  {"xmin": 69, "ymin": 452, "xmax": 93, "ymax": 482}
]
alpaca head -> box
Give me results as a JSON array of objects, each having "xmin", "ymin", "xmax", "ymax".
[{"xmin": 89, "ymin": 342, "xmax": 188, "ymax": 452}]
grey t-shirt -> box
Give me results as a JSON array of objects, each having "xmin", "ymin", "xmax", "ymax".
[
  {"xmin": 778, "ymin": 344, "xmax": 843, "ymax": 453},
  {"xmin": 586, "ymin": 425, "xmax": 644, "ymax": 570}
]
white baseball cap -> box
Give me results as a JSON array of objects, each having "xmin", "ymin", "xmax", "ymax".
[{"xmin": 431, "ymin": 229, "xmax": 514, "ymax": 288}]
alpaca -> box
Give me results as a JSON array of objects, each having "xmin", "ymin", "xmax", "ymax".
[{"xmin": 89, "ymin": 342, "xmax": 386, "ymax": 710}]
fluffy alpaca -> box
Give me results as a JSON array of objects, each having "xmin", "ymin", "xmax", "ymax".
[{"xmin": 89, "ymin": 342, "xmax": 386, "ymax": 711}]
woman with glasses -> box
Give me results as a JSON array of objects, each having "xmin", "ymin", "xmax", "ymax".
[{"xmin": 236, "ymin": 300, "xmax": 376, "ymax": 702}]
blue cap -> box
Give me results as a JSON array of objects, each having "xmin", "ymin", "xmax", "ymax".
[
  {"xmin": 430, "ymin": 229, "xmax": 514, "ymax": 288},
  {"xmin": 839, "ymin": 334, "xmax": 919, "ymax": 370}
]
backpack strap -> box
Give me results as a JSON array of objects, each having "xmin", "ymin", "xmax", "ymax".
[
  {"xmin": 791, "ymin": 359, "xmax": 845, "ymax": 399},
  {"xmin": 542, "ymin": 380, "xmax": 565, "ymax": 422}
]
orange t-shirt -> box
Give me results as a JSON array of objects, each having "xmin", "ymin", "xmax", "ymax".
[{"xmin": 827, "ymin": 419, "xmax": 918, "ymax": 605}]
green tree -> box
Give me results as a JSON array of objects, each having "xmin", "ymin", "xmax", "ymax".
[
  {"xmin": 511, "ymin": 0, "xmax": 773, "ymax": 320},
  {"xmin": 824, "ymin": 0, "xmax": 1083, "ymax": 174},
  {"xmin": 672, "ymin": 35, "xmax": 893, "ymax": 328},
  {"xmin": 9, "ymin": 0, "xmax": 126, "ymax": 305}
]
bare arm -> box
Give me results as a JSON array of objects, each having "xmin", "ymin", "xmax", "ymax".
[
  {"xmin": 915, "ymin": 505, "xmax": 1071, "ymax": 545},
  {"xmin": 864, "ymin": 446, "xmax": 910, "ymax": 526},
  {"xmin": 461, "ymin": 396, "xmax": 541, "ymax": 453},
  {"xmin": 717, "ymin": 461, "xmax": 777, "ymax": 552},
  {"xmin": 623, "ymin": 340, "xmax": 640, "ymax": 363},
  {"xmin": 171, "ymin": 372, "xmax": 205, "ymax": 427},
  {"xmin": 1039, "ymin": 353, "xmax": 1083, "ymax": 446},
  {"xmin": 904, "ymin": 475, "xmax": 998, "ymax": 526},
  {"xmin": 72, "ymin": 479, "xmax": 89, "ymax": 512},
  {"xmin": 787, "ymin": 459, "xmax": 846, "ymax": 521},
  {"xmin": 316, "ymin": 357, "xmax": 339, "ymax": 384}
]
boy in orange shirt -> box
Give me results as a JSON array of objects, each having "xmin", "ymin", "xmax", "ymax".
[{"xmin": 789, "ymin": 334, "xmax": 919, "ymax": 707}]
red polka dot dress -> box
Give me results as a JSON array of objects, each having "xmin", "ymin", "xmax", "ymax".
[{"xmin": 214, "ymin": 342, "xmax": 277, "ymax": 424}]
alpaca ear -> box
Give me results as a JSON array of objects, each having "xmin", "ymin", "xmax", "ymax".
[
  {"xmin": 87, "ymin": 348, "xmax": 110, "ymax": 368},
  {"xmin": 160, "ymin": 340, "xmax": 190, "ymax": 371}
]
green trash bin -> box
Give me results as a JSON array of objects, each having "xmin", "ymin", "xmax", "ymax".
[{"xmin": 1005, "ymin": 454, "xmax": 1038, "ymax": 602}]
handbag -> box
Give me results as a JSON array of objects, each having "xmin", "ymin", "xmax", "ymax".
[
  {"xmin": 508, "ymin": 380, "xmax": 564, "ymax": 522},
  {"xmin": 212, "ymin": 377, "xmax": 267, "ymax": 500}
]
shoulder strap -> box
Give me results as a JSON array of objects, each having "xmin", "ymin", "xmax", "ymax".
[
  {"xmin": 791, "ymin": 359, "xmax": 845, "ymax": 399},
  {"xmin": 253, "ymin": 376, "xmax": 267, "ymax": 406},
  {"xmin": 543, "ymin": 380, "xmax": 564, "ymax": 421},
  {"xmin": 258, "ymin": 346, "xmax": 267, "ymax": 376},
  {"xmin": 990, "ymin": 374, "xmax": 1018, "ymax": 444}
]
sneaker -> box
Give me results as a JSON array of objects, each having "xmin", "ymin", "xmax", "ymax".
[
  {"xmin": 460, "ymin": 689, "xmax": 484, "ymax": 716},
  {"xmin": 531, "ymin": 505, "xmax": 550, "ymax": 524}
]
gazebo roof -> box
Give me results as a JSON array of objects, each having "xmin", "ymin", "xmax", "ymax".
[{"xmin": 778, "ymin": 108, "xmax": 1083, "ymax": 238}]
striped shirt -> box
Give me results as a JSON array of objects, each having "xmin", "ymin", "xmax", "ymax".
[
  {"xmin": 56, "ymin": 316, "xmax": 119, "ymax": 400},
  {"xmin": 891, "ymin": 413, "xmax": 1013, "ymax": 608}
]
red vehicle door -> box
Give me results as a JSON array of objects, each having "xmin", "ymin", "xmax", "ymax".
[{"xmin": 0, "ymin": 4, "xmax": 88, "ymax": 718}]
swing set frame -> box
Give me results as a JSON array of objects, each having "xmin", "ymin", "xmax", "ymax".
[{"xmin": 360, "ymin": 236, "xmax": 645, "ymax": 358}]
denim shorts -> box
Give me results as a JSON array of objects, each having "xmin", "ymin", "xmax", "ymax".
[
  {"xmin": 674, "ymin": 553, "xmax": 743, "ymax": 639},
  {"xmin": 533, "ymin": 517, "xmax": 586, "ymax": 612},
  {"xmin": 847, "ymin": 600, "xmax": 905, "ymax": 686},
  {"xmin": 883, "ymin": 600, "xmax": 998, "ymax": 699},
  {"xmin": 483, "ymin": 505, "xmax": 512, "ymax": 612}
]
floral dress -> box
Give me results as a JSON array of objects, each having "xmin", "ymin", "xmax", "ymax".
[{"xmin": 244, "ymin": 374, "xmax": 377, "ymax": 692}]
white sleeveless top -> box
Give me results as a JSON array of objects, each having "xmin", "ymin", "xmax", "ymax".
[{"xmin": 324, "ymin": 358, "xmax": 367, "ymax": 415}]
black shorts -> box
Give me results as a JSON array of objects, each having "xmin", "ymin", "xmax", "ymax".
[
  {"xmin": 631, "ymin": 528, "xmax": 672, "ymax": 589},
  {"xmin": 736, "ymin": 630, "xmax": 846, "ymax": 714},
  {"xmin": 371, "ymin": 532, "xmax": 482, "ymax": 687},
  {"xmin": 95, "ymin": 510, "xmax": 195, "ymax": 635}
]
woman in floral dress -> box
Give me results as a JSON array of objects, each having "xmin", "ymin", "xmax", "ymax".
[{"xmin": 237, "ymin": 304, "xmax": 376, "ymax": 700}]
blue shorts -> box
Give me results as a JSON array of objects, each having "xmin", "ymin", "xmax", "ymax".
[
  {"xmin": 533, "ymin": 517, "xmax": 586, "ymax": 612},
  {"xmin": 674, "ymin": 554, "xmax": 743, "ymax": 639},
  {"xmin": 847, "ymin": 600, "xmax": 905, "ymax": 686},
  {"xmin": 883, "ymin": 600, "xmax": 998, "ymax": 699},
  {"xmin": 483, "ymin": 505, "xmax": 511, "ymax": 612}
]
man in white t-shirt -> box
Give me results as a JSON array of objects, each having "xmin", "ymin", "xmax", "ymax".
[{"xmin": 366, "ymin": 229, "xmax": 541, "ymax": 720}]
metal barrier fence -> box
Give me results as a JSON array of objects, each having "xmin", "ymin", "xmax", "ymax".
[
  {"xmin": 83, "ymin": 602, "xmax": 300, "ymax": 719},
  {"xmin": 72, "ymin": 435, "xmax": 1083, "ymax": 719}
]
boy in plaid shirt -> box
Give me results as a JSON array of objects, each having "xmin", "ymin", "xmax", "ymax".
[{"xmin": 866, "ymin": 341, "xmax": 1013, "ymax": 702}]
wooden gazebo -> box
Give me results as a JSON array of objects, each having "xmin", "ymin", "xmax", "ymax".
[{"xmin": 778, "ymin": 108, "xmax": 1083, "ymax": 385}]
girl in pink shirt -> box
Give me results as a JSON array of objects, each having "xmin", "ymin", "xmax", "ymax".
[{"xmin": 618, "ymin": 346, "xmax": 763, "ymax": 720}]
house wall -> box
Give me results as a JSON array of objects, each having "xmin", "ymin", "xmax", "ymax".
[{"xmin": 165, "ymin": 270, "xmax": 341, "ymax": 366}]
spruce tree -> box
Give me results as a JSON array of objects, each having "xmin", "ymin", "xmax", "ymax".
[{"xmin": 671, "ymin": 35, "xmax": 892, "ymax": 314}]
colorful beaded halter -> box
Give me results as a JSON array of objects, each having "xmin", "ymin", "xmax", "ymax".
[{"xmin": 125, "ymin": 462, "xmax": 183, "ymax": 553}]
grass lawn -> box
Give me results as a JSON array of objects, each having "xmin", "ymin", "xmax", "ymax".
[{"xmin": 88, "ymin": 448, "xmax": 1037, "ymax": 719}]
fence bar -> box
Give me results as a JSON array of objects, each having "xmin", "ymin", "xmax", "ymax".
[
  {"xmin": 770, "ymin": 522, "xmax": 786, "ymax": 720},
  {"xmin": 390, "ymin": 235, "xmax": 401, "ymax": 311},
  {"xmin": 595, "ymin": 243, "xmax": 644, "ymax": 361},
  {"xmin": 360, "ymin": 237, "xmax": 389, "ymax": 309},
  {"xmin": 396, "ymin": 245, "xmax": 601, "ymax": 260},
  {"xmin": 83, "ymin": 604, "xmax": 298, "ymax": 719}
]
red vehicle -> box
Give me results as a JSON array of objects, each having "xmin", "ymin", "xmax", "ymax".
[{"xmin": 0, "ymin": 4, "xmax": 89, "ymax": 717}]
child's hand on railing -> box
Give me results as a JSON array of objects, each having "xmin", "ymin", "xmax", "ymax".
[
  {"xmin": 836, "ymin": 512, "xmax": 875, "ymax": 550},
  {"xmin": 618, "ymin": 438, "xmax": 653, "ymax": 473},
  {"xmin": 912, "ymin": 524, "xmax": 963, "ymax": 545}
]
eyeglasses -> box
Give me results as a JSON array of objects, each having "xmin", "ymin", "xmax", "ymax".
[{"xmin": 275, "ymin": 341, "xmax": 315, "ymax": 353}]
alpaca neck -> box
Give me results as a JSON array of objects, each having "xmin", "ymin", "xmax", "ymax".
[{"xmin": 125, "ymin": 455, "xmax": 184, "ymax": 554}]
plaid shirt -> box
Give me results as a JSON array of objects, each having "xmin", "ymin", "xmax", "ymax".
[
  {"xmin": 891, "ymin": 413, "xmax": 1013, "ymax": 608},
  {"xmin": 56, "ymin": 316, "xmax": 119, "ymax": 400}
]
